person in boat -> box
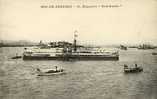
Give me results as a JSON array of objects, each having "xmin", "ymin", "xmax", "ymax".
[
  {"xmin": 37, "ymin": 68, "xmax": 41, "ymax": 72},
  {"xmin": 135, "ymin": 64, "xmax": 137, "ymax": 68},
  {"xmin": 55, "ymin": 66, "xmax": 58, "ymax": 72},
  {"xmin": 124, "ymin": 64, "xmax": 128, "ymax": 69}
]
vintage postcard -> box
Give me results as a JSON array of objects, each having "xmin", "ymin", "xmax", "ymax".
[{"xmin": 0, "ymin": 0, "xmax": 157, "ymax": 99}]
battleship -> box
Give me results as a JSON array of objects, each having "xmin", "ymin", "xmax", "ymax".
[{"xmin": 23, "ymin": 32, "xmax": 119, "ymax": 61}]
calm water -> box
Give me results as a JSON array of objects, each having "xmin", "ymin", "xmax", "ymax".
[{"xmin": 0, "ymin": 47, "xmax": 157, "ymax": 99}]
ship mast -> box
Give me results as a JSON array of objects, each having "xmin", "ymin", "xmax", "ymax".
[{"xmin": 73, "ymin": 30, "xmax": 78, "ymax": 52}]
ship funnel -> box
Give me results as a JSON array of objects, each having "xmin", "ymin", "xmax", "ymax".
[{"xmin": 73, "ymin": 30, "xmax": 78, "ymax": 52}]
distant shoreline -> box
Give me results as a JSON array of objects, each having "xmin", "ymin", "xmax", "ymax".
[{"xmin": 0, "ymin": 45, "xmax": 37, "ymax": 47}]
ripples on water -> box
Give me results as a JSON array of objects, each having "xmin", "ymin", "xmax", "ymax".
[{"xmin": 0, "ymin": 47, "xmax": 157, "ymax": 99}]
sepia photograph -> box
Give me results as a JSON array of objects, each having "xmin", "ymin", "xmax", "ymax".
[{"xmin": 0, "ymin": 0, "xmax": 157, "ymax": 99}]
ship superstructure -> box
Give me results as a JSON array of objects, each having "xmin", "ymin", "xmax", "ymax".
[{"xmin": 23, "ymin": 31, "xmax": 119, "ymax": 60}]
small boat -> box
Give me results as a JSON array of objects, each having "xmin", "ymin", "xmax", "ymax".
[
  {"xmin": 152, "ymin": 52, "xmax": 157, "ymax": 55},
  {"xmin": 124, "ymin": 64, "xmax": 143, "ymax": 73},
  {"xmin": 36, "ymin": 66, "xmax": 64, "ymax": 76},
  {"xmin": 11, "ymin": 56, "xmax": 22, "ymax": 59},
  {"xmin": 120, "ymin": 45, "xmax": 127, "ymax": 50},
  {"xmin": 11, "ymin": 53, "xmax": 22, "ymax": 59}
]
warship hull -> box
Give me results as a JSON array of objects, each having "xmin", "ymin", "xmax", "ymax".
[
  {"xmin": 23, "ymin": 55, "xmax": 119, "ymax": 61},
  {"xmin": 23, "ymin": 32, "xmax": 119, "ymax": 61}
]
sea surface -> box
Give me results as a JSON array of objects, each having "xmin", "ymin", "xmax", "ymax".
[{"xmin": 0, "ymin": 47, "xmax": 157, "ymax": 99}]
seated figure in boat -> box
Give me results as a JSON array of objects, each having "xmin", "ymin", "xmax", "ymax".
[
  {"xmin": 124, "ymin": 64, "xmax": 128, "ymax": 69},
  {"xmin": 37, "ymin": 68, "xmax": 41, "ymax": 72},
  {"xmin": 135, "ymin": 64, "xmax": 137, "ymax": 68}
]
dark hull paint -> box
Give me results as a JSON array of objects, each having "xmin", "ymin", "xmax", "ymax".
[
  {"xmin": 11, "ymin": 56, "xmax": 22, "ymax": 59},
  {"xmin": 23, "ymin": 55, "xmax": 119, "ymax": 61},
  {"xmin": 124, "ymin": 68, "xmax": 143, "ymax": 73},
  {"xmin": 152, "ymin": 53, "xmax": 157, "ymax": 55}
]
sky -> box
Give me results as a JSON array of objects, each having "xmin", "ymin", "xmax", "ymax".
[{"xmin": 0, "ymin": 0, "xmax": 157, "ymax": 45}]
